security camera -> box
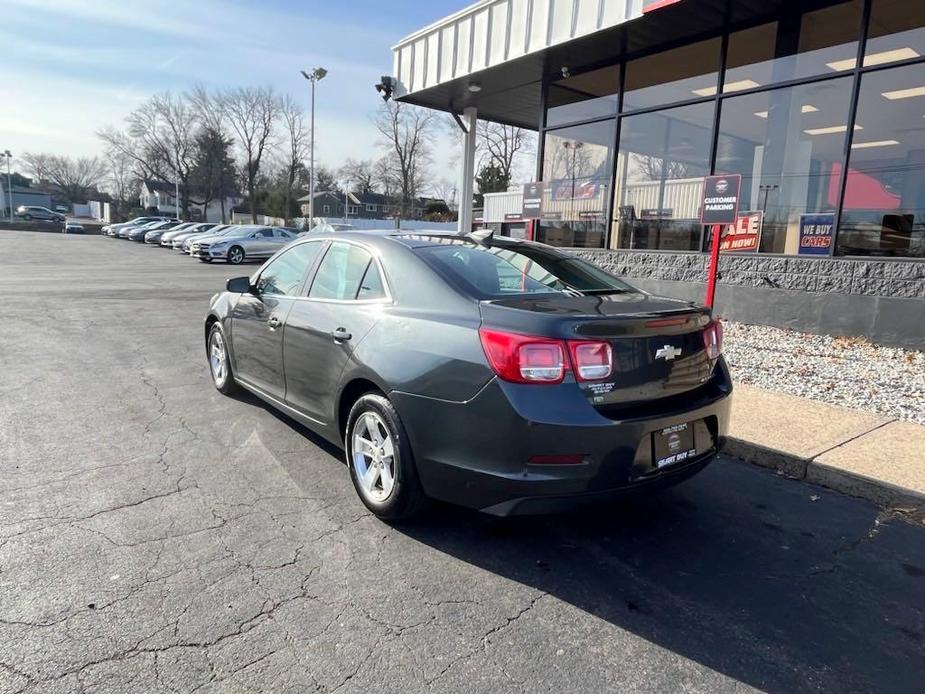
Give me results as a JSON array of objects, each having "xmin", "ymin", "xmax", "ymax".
[
  {"xmin": 561, "ymin": 66, "xmax": 570, "ymax": 79},
  {"xmin": 375, "ymin": 76, "xmax": 396, "ymax": 102}
]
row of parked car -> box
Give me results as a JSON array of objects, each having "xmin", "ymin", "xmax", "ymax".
[{"xmin": 101, "ymin": 217, "xmax": 302, "ymax": 264}]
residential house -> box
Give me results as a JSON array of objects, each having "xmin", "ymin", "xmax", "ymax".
[
  {"xmin": 140, "ymin": 180, "xmax": 242, "ymax": 223},
  {"xmin": 297, "ymin": 190, "xmax": 447, "ymax": 221}
]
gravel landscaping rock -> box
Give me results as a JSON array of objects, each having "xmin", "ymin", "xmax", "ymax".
[{"xmin": 723, "ymin": 321, "xmax": 925, "ymax": 426}]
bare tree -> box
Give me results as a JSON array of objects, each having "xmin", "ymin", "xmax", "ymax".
[
  {"xmin": 189, "ymin": 85, "xmax": 237, "ymax": 222},
  {"xmin": 223, "ymin": 86, "xmax": 280, "ymax": 223},
  {"xmin": 339, "ymin": 158, "xmax": 375, "ymax": 194},
  {"xmin": 103, "ymin": 147, "xmax": 139, "ymax": 217},
  {"xmin": 431, "ymin": 179, "xmax": 457, "ymax": 210},
  {"xmin": 21, "ymin": 153, "xmax": 108, "ymax": 203},
  {"xmin": 632, "ymin": 154, "xmax": 690, "ymax": 181},
  {"xmin": 279, "ymin": 95, "xmax": 310, "ymax": 225},
  {"xmin": 98, "ymin": 92, "xmax": 199, "ymax": 218},
  {"xmin": 374, "ymin": 102, "xmax": 437, "ymax": 218},
  {"xmin": 373, "ymin": 156, "xmax": 399, "ymax": 200},
  {"xmin": 479, "ymin": 123, "xmax": 535, "ymax": 186}
]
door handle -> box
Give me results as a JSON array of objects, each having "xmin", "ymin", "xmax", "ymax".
[
  {"xmin": 267, "ymin": 316, "xmax": 281, "ymax": 329},
  {"xmin": 332, "ymin": 327, "xmax": 352, "ymax": 342}
]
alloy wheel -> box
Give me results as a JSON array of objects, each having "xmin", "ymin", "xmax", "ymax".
[
  {"xmin": 209, "ymin": 330, "xmax": 227, "ymax": 386},
  {"xmin": 228, "ymin": 247, "xmax": 244, "ymax": 264},
  {"xmin": 351, "ymin": 412, "xmax": 396, "ymax": 503}
]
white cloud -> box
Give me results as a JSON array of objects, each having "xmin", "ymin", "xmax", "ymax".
[{"xmin": 1, "ymin": 0, "xmax": 462, "ymax": 180}]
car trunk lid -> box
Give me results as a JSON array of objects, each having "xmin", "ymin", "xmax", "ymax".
[{"xmin": 479, "ymin": 292, "xmax": 715, "ymax": 406}]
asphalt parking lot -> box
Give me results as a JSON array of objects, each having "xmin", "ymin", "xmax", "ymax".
[{"xmin": 0, "ymin": 230, "xmax": 923, "ymax": 693}]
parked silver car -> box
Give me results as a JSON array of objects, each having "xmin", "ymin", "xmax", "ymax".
[
  {"xmin": 15, "ymin": 205, "xmax": 65, "ymax": 222},
  {"xmin": 106, "ymin": 216, "xmax": 171, "ymax": 237},
  {"xmin": 170, "ymin": 224, "xmax": 226, "ymax": 250},
  {"xmin": 180, "ymin": 226, "xmax": 236, "ymax": 253},
  {"xmin": 160, "ymin": 223, "xmax": 217, "ymax": 246},
  {"xmin": 145, "ymin": 222, "xmax": 197, "ymax": 244},
  {"xmin": 190, "ymin": 225, "xmax": 296, "ymax": 264},
  {"xmin": 119, "ymin": 220, "xmax": 161, "ymax": 238}
]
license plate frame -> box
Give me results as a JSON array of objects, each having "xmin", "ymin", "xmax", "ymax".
[{"xmin": 653, "ymin": 422, "xmax": 697, "ymax": 469}]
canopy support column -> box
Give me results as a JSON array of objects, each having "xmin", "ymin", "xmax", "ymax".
[{"xmin": 457, "ymin": 107, "xmax": 477, "ymax": 235}]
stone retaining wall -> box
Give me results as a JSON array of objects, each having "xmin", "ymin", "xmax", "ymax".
[{"xmin": 573, "ymin": 249, "xmax": 925, "ymax": 299}]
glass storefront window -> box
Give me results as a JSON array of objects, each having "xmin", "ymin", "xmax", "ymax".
[
  {"xmin": 611, "ymin": 102, "xmax": 714, "ymax": 251},
  {"xmin": 797, "ymin": 1, "xmax": 864, "ymax": 77},
  {"xmin": 713, "ymin": 78, "xmax": 853, "ymax": 254},
  {"xmin": 546, "ymin": 65, "xmax": 620, "ymax": 128},
  {"xmin": 539, "ymin": 121, "xmax": 616, "ymax": 248},
  {"xmin": 837, "ymin": 64, "xmax": 925, "ymax": 258},
  {"xmin": 725, "ymin": 2, "xmax": 864, "ymax": 90},
  {"xmin": 865, "ymin": 0, "xmax": 925, "ymax": 67},
  {"xmin": 623, "ymin": 38, "xmax": 721, "ymax": 111}
]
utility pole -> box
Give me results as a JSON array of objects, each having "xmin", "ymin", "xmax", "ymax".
[
  {"xmin": 300, "ymin": 67, "xmax": 327, "ymax": 226},
  {"xmin": 175, "ymin": 145, "xmax": 181, "ymax": 221}
]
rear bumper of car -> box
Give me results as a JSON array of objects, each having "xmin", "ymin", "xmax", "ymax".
[{"xmin": 390, "ymin": 361, "xmax": 732, "ymax": 516}]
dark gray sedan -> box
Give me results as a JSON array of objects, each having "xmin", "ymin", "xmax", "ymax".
[{"xmin": 204, "ymin": 231, "xmax": 731, "ymax": 519}]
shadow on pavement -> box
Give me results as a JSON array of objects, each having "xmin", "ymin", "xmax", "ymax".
[
  {"xmin": 398, "ymin": 460, "xmax": 925, "ymax": 693},
  {"xmin": 226, "ymin": 390, "xmax": 925, "ymax": 692}
]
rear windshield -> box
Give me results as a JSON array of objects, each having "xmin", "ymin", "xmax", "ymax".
[{"xmin": 418, "ymin": 242, "xmax": 635, "ymax": 298}]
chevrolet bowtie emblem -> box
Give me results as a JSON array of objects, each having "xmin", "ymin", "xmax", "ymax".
[{"xmin": 655, "ymin": 345, "xmax": 682, "ymax": 361}]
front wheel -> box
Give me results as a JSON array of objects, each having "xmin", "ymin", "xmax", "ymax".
[
  {"xmin": 227, "ymin": 246, "xmax": 245, "ymax": 265},
  {"xmin": 207, "ymin": 323, "xmax": 238, "ymax": 395},
  {"xmin": 346, "ymin": 394, "xmax": 427, "ymax": 521}
]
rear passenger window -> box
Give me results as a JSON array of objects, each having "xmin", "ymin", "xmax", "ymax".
[
  {"xmin": 309, "ymin": 242, "xmax": 373, "ymax": 300},
  {"xmin": 357, "ymin": 262, "xmax": 386, "ymax": 300}
]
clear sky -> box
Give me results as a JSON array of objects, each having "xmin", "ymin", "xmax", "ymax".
[{"xmin": 2, "ymin": 0, "xmax": 463, "ymax": 180}]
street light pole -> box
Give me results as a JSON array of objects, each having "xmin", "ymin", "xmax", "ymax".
[
  {"xmin": 300, "ymin": 67, "xmax": 327, "ymax": 226},
  {"xmin": 344, "ymin": 183, "xmax": 349, "ymax": 224},
  {"xmin": 3, "ymin": 150, "xmax": 12, "ymax": 224}
]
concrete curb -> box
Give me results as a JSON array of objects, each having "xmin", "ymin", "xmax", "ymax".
[{"xmin": 726, "ymin": 437, "xmax": 925, "ymax": 512}]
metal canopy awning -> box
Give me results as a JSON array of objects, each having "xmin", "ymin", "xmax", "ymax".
[{"xmin": 392, "ymin": 0, "xmax": 833, "ymax": 128}]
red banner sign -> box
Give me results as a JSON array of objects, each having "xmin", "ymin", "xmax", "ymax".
[{"xmin": 720, "ymin": 211, "xmax": 762, "ymax": 253}]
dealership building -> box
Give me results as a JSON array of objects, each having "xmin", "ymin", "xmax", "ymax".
[{"xmin": 391, "ymin": 0, "xmax": 924, "ymax": 347}]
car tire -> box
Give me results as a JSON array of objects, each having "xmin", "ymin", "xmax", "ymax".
[
  {"xmin": 207, "ymin": 323, "xmax": 238, "ymax": 395},
  {"xmin": 346, "ymin": 393, "xmax": 427, "ymax": 521},
  {"xmin": 227, "ymin": 246, "xmax": 245, "ymax": 264}
]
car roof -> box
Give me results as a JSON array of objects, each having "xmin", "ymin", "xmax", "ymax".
[{"xmin": 291, "ymin": 229, "xmax": 534, "ymax": 253}]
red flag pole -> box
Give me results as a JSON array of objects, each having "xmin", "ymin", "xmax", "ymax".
[{"xmin": 704, "ymin": 223, "xmax": 722, "ymax": 308}]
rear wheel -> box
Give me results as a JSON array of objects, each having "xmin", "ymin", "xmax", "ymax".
[
  {"xmin": 207, "ymin": 323, "xmax": 238, "ymax": 395},
  {"xmin": 346, "ymin": 394, "xmax": 426, "ymax": 521},
  {"xmin": 227, "ymin": 246, "xmax": 245, "ymax": 264}
]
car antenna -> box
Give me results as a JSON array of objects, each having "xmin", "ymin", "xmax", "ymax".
[{"xmin": 465, "ymin": 228, "xmax": 494, "ymax": 246}]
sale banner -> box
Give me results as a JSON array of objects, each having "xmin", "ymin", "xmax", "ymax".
[{"xmin": 720, "ymin": 210, "xmax": 762, "ymax": 252}]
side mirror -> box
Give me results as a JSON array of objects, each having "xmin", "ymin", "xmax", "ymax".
[{"xmin": 226, "ymin": 276, "xmax": 252, "ymax": 294}]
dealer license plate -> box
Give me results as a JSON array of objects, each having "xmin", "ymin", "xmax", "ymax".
[{"xmin": 654, "ymin": 422, "xmax": 696, "ymax": 469}]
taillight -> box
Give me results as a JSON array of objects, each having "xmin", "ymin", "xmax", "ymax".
[
  {"xmin": 703, "ymin": 320, "xmax": 723, "ymax": 361},
  {"xmin": 568, "ymin": 341, "xmax": 613, "ymax": 381},
  {"xmin": 479, "ymin": 329, "xmax": 566, "ymax": 384},
  {"xmin": 479, "ymin": 328, "xmax": 613, "ymax": 384}
]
